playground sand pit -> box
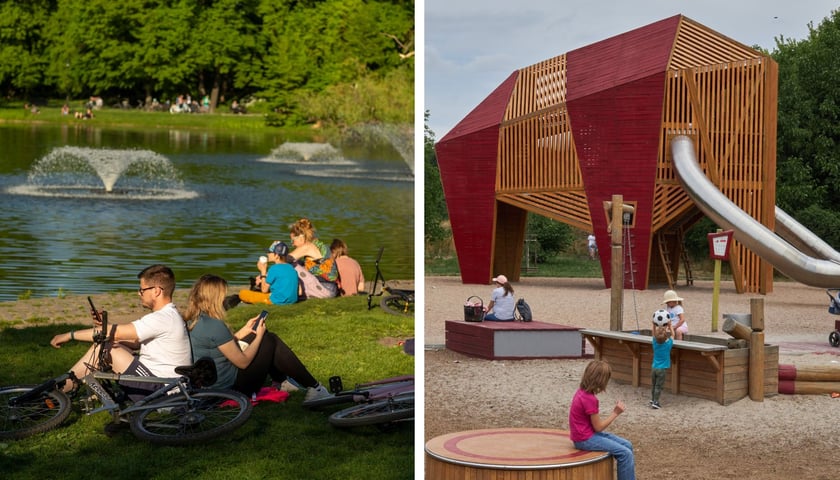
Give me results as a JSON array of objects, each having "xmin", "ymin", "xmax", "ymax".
[{"xmin": 425, "ymin": 276, "xmax": 840, "ymax": 480}]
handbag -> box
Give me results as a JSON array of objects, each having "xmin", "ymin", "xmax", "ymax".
[{"xmin": 464, "ymin": 296, "xmax": 485, "ymax": 322}]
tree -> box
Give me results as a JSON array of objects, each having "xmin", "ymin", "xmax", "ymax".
[
  {"xmin": 0, "ymin": 1, "xmax": 55, "ymax": 99},
  {"xmin": 773, "ymin": 9, "xmax": 840, "ymax": 248},
  {"xmin": 425, "ymin": 111, "xmax": 448, "ymax": 243}
]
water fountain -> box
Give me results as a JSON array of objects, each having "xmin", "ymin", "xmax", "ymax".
[
  {"xmin": 259, "ymin": 124, "xmax": 414, "ymax": 183},
  {"xmin": 7, "ymin": 146, "xmax": 197, "ymax": 200},
  {"xmin": 266, "ymin": 142, "xmax": 346, "ymax": 163},
  {"xmin": 346, "ymin": 123, "xmax": 414, "ymax": 175}
]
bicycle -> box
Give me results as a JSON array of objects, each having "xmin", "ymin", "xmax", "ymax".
[
  {"xmin": 0, "ymin": 298, "xmax": 252, "ymax": 445},
  {"xmin": 302, "ymin": 339, "xmax": 414, "ymax": 430},
  {"xmin": 366, "ymin": 247, "xmax": 414, "ymax": 316}
]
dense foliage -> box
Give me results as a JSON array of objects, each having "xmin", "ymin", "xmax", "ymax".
[
  {"xmin": 772, "ymin": 9, "xmax": 840, "ymax": 247},
  {"xmin": 424, "ymin": 110, "xmax": 447, "ymax": 244},
  {"xmin": 0, "ymin": 0, "xmax": 414, "ymax": 127}
]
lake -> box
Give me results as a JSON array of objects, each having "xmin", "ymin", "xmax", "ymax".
[{"xmin": 0, "ymin": 123, "xmax": 414, "ymax": 302}]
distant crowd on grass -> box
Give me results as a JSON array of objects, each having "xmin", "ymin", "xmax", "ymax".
[
  {"xmin": 27, "ymin": 93, "xmax": 248, "ymax": 118},
  {"xmin": 225, "ymin": 217, "xmax": 366, "ymax": 310}
]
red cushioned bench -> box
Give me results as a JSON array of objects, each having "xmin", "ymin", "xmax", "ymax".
[{"xmin": 445, "ymin": 320, "xmax": 587, "ymax": 360}]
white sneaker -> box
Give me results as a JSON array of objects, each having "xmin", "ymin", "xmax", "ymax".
[{"xmin": 304, "ymin": 384, "xmax": 330, "ymax": 402}]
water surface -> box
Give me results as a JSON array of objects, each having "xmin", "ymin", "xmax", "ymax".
[{"xmin": 0, "ymin": 124, "xmax": 414, "ymax": 302}]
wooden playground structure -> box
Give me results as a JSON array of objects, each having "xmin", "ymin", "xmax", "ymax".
[{"xmin": 436, "ymin": 14, "xmax": 778, "ymax": 293}]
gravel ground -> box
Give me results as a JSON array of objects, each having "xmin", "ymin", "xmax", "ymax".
[{"xmin": 424, "ymin": 275, "xmax": 840, "ymax": 480}]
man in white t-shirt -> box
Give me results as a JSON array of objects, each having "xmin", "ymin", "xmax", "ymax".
[{"xmin": 51, "ymin": 265, "xmax": 191, "ymax": 397}]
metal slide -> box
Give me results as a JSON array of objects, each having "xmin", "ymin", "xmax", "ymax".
[{"xmin": 670, "ymin": 135, "xmax": 840, "ymax": 288}]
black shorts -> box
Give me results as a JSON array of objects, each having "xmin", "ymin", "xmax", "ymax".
[{"xmin": 118, "ymin": 356, "xmax": 161, "ymax": 401}]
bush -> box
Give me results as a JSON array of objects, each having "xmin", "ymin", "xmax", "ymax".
[{"xmin": 527, "ymin": 214, "xmax": 574, "ymax": 258}]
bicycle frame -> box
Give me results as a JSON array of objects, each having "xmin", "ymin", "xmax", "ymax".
[
  {"xmin": 81, "ymin": 370, "xmax": 190, "ymax": 421},
  {"xmin": 334, "ymin": 375, "xmax": 414, "ymax": 403},
  {"xmin": 367, "ymin": 247, "xmax": 387, "ymax": 310}
]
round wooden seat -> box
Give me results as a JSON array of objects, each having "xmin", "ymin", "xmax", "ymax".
[{"xmin": 425, "ymin": 428, "xmax": 612, "ymax": 479}]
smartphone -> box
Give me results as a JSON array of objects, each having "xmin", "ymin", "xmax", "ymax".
[
  {"xmin": 87, "ymin": 296, "xmax": 102, "ymax": 323},
  {"xmin": 253, "ymin": 310, "xmax": 269, "ymax": 331},
  {"xmin": 88, "ymin": 296, "xmax": 108, "ymax": 341}
]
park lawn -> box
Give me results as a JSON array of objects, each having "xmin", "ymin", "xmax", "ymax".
[
  {"xmin": 0, "ymin": 102, "xmax": 325, "ymax": 138},
  {"xmin": 0, "ymin": 294, "xmax": 414, "ymax": 480}
]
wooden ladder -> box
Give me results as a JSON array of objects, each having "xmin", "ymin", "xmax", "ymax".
[
  {"xmin": 657, "ymin": 232, "xmax": 676, "ymax": 289},
  {"xmin": 678, "ymin": 228, "xmax": 694, "ymax": 286}
]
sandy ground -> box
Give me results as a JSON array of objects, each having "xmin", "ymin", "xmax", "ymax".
[{"xmin": 424, "ymin": 276, "xmax": 840, "ymax": 480}]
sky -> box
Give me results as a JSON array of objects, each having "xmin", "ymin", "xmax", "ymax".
[{"xmin": 423, "ymin": 0, "xmax": 839, "ymax": 139}]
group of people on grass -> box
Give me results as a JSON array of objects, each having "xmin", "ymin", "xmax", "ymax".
[
  {"xmin": 230, "ymin": 217, "xmax": 365, "ymax": 309},
  {"xmin": 50, "ymin": 264, "xmax": 331, "ymax": 415},
  {"xmin": 47, "ymin": 217, "xmax": 370, "ymax": 423}
]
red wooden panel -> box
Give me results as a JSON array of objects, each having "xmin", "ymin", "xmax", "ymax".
[
  {"xmin": 436, "ymin": 72, "xmax": 519, "ymax": 284},
  {"xmin": 566, "ymin": 15, "xmax": 678, "ymax": 102},
  {"xmin": 567, "ymin": 74, "xmax": 667, "ymax": 288}
]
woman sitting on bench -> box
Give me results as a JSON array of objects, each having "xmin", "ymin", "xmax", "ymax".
[{"xmin": 484, "ymin": 275, "xmax": 515, "ymax": 321}]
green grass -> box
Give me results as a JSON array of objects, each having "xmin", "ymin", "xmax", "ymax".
[
  {"xmin": 0, "ymin": 295, "xmax": 414, "ymax": 480},
  {"xmin": 425, "ymin": 248, "xmax": 740, "ymax": 283},
  {"xmin": 425, "ymin": 251, "xmax": 606, "ymax": 278},
  {"xmin": 0, "ymin": 102, "xmax": 325, "ymax": 137}
]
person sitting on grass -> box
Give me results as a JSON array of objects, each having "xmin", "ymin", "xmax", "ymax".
[
  {"xmin": 49, "ymin": 265, "xmax": 191, "ymax": 400},
  {"xmin": 330, "ymin": 238, "xmax": 365, "ymax": 296},
  {"xmin": 185, "ymin": 273, "xmax": 329, "ymax": 401},
  {"xmin": 236, "ymin": 241, "xmax": 299, "ymax": 306}
]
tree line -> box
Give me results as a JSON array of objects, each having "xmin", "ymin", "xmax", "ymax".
[
  {"xmin": 426, "ymin": 8, "xmax": 840, "ymax": 256},
  {"xmin": 0, "ymin": 0, "xmax": 414, "ymax": 127}
]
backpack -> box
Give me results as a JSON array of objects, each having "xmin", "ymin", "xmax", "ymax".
[{"xmin": 515, "ymin": 298, "xmax": 532, "ymax": 322}]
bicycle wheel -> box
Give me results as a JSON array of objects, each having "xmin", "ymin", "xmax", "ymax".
[
  {"xmin": 328, "ymin": 393, "xmax": 414, "ymax": 428},
  {"xmin": 0, "ymin": 385, "xmax": 72, "ymax": 440},
  {"xmin": 380, "ymin": 295, "xmax": 413, "ymax": 316},
  {"xmin": 129, "ymin": 389, "xmax": 252, "ymax": 445},
  {"xmin": 302, "ymin": 377, "xmax": 414, "ymax": 409}
]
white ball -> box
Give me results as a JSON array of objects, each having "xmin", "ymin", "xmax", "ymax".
[{"xmin": 652, "ymin": 309, "xmax": 671, "ymax": 327}]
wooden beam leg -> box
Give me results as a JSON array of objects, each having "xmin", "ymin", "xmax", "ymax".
[
  {"xmin": 672, "ymin": 349, "xmax": 681, "ymax": 394},
  {"xmin": 584, "ymin": 336, "xmax": 602, "ymax": 358},
  {"xmin": 620, "ymin": 341, "xmax": 641, "ymax": 387}
]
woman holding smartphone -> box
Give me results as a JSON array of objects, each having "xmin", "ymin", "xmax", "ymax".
[{"xmin": 184, "ymin": 273, "xmax": 329, "ymax": 402}]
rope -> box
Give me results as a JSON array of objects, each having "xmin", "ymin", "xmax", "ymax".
[{"xmin": 624, "ymin": 214, "xmax": 640, "ymax": 331}]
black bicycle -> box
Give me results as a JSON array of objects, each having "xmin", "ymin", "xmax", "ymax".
[
  {"xmin": 0, "ymin": 299, "xmax": 252, "ymax": 445},
  {"xmin": 367, "ymin": 247, "xmax": 414, "ymax": 316}
]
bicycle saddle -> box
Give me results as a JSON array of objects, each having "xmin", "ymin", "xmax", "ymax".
[{"xmin": 175, "ymin": 357, "xmax": 217, "ymax": 388}]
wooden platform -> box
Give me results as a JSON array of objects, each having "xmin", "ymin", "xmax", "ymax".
[
  {"xmin": 425, "ymin": 428, "xmax": 612, "ymax": 479},
  {"xmin": 445, "ymin": 320, "xmax": 586, "ymax": 360},
  {"xmin": 580, "ymin": 329, "xmax": 779, "ymax": 405}
]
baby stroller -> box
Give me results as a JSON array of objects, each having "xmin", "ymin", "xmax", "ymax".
[{"xmin": 827, "ymin": 289, "xmax": 840, "ymax": 347}]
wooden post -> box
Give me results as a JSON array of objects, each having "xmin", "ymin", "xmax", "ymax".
[
  {"xmin": 749, "ymin": 330, "xmax": 765, "ymax": 401},
  {"xmin": 711, "ymin": 229, "xmax": 722, "ymax": 332},
  {"xmin": 722, "ymin": 317, "xmax": 752, "ymax": 341},
  {"xmin": 609, "ymin": 195, "xmax": 624, "ymax": 332},
  {"xmin": 750, "ymin": 298, "xmax": 765, "ymax": 331}
]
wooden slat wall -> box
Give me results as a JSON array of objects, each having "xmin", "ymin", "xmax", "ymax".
[
  {"xmin": 498, "ymin": 55, "xmax": 584, "ymax": 195},
  {"xmin": 656, "ymin": 18, "xmax": 777, "ymax": 293},
  {"xmin": 659, "ymin": 59, "xmax": 774, "ymax": 293}
]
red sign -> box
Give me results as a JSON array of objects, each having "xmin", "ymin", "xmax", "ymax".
[{"xmin": 707, "ymin": 230, "xmax": 734, "ymax": 260}]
